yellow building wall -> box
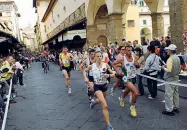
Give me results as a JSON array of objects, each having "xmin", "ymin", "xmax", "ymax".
[{"xmin": 123, "ymin": 5, "xmax": 141, "ymax": 44}]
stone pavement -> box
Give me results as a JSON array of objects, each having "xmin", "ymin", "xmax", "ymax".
[{"xmin": 5, "ymin": 63, "xmax": 187, "ymax": 130}]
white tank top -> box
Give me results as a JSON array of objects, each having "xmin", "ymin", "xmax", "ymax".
[
  {"xmin": 124, "ymin": 56, "xmax": 136, "ymax": 79},
  {"xmin": 92, "ymin": 63, "xmax": 107, "ymax": 84}
]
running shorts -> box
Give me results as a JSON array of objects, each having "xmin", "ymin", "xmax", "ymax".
[
  {"xmin": 61, "ymin": 66, "xmax": 71, "ymax": 73},
  {"xmin": 94, "ymin": 84, "xmax": 108, "ymax": 93}
]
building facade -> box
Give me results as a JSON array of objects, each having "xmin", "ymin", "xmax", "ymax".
[
  {"xmin": 33, "ymin": 0, "xmax": 187, "ymax": 52},
  {"xmin": 0, "ymin": 0, "xmax": 21, "ymax": 41},
  {"xmin": 21, "ymin": 26, "xmax": 37, "ymax": 51},
  {"xmin": 138, "ymin": 0, "xmax": 170, "ymax": 43},
  {"xmin": 33, "ymin": 0, "xmax": 50, "ymax": 51}
]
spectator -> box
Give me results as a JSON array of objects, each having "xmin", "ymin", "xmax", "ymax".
[
  {"xmin": 142, "ymin": 41, "xmax": 148, "ymax": 54},
  {"xmin": 135, "ymin": 47, "xmax": 145, "ymax": 96},
  {"xmin": 144, "ymin": 45, "xmax": 161, "ymax": 99},
  {"xmin": 15, "ymin": 59, "xmax": 25, "ymax": 87},
  {"xmin": 0, "ymin": 56, "xmax": 14, "ymax": 95},
  {"xmin": 165, "ymin": 36, "xmax": 171, "ymax": 47},
  {"xmin": 162, "ymin": 44, "xmax": 181, "ymax": 116}
]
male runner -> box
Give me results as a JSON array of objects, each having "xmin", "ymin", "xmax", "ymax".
[
  {"xmin": 82, "ymin": 51, "xmax": 115, "ymax": 130},
  {"xmin": 59, "ymin": 46, "xmax": 73, "ymax": 94},
  {"xmin": 113, "ymin": 45, "xmax": 139, "ymax": 117},
  {"xmin": 111, "ymin": 45, "xmax": 126, "ymax": 96},
  {"xmin": 80, "ymin": 49, "xmax": 95, "ymax": 102}
]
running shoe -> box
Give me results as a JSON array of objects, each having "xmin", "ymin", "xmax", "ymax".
[
  {"xmin": 108, "ymin": 125, "xmax": 114, "ymax": 130},
  {"xmin": 90, "ymin": 99, "xmax": 95, "ymax": 109},
  {"xmin": 118, "ymin": 97, "xmax": 125, "ymax": 107},
  {"xmin": 111, "ymin": 88, "xmax": 114, "ymax": 96},
  {"xmin": 130, "ymin": 106, "xmax": 137, "ymax": 117},
  {"xmin": 68, "ymin": 87, "xmax": 71, "ymax": 94},
  {"xmin": 148, "ymin": 96, "xmax": 156, "ymax": 100}
]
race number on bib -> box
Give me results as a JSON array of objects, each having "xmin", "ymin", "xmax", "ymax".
[
  {"xmin": 122, "ymin": 76, "xmax": 128, "ymax": 83},
  {"xmin": 95, "ymin": 77, "xmax": 104, "ymax": 82},
  {"xmin": 63, "ymin": 59, "xmax": 68, "ymax": 64},
  {"xmin": 94, "ymin": 73, "xmax": 105, "ymax": 83}
]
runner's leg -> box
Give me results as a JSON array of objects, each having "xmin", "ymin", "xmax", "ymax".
[
  {"xmin": 111, "ymin": 77, "xmax": 121, "ymax": 96},
  {"xmin": 88, "ymin": 82, "xmax": 94, "ymax": 97},
  {"xmin": 95, "ymin": 91, "xmax": 111, "ymax": 126},
  {"xmin": 124, "ymin": 82, "xmax": 138, "ymax": 105},
  {"xmin": 62, "ymin": 69, "xmax": 70, "ymax": 87}
]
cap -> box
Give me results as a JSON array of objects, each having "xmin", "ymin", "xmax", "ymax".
[{"xmin": 165, "ymin": 44, "xmax": 177, "ymax": 51}]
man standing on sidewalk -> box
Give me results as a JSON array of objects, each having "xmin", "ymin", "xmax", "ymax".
[{"xmin": 162, "ymin": 44, "xmax": 181, "ymax": 116}]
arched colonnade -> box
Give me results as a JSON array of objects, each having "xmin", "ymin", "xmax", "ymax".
[{"xmin": 85, "ymin": 0, "xmax": 187, "ymax": 52}]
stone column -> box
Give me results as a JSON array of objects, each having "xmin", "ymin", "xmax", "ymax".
[
  {"xmin": 169, "ymin": 0, "xmax": 187, "ymax": 53},
  {"xmin": 151, "ymin": 13, "xmax": 164, "ymax": 39},
  {"xmin": 108, "ymin": 13, "xmax": 123, "ymax": 44},
  {"xmin": 86, "ymin": 25, "xmax": 97, "ymax": 47}
]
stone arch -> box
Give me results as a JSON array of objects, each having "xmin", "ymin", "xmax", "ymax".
[
  {"xmin": 97, "ymin": 35, "xmax": 108, "ymax": 47},
  {"xmin": 87, "ymin": 3, "xmax": 109, "ymax": 46},
  {"xmin": 73, "ymin": 35, "xmax": 81, "ymax": 40},
  {"xmin": 141, "ymin": 28, "xmax": 151, "ymax": 44},
  {"xmin": 144, "ymin": 0, "xmax": 165, "ymax": 13},
  {"xmin": 86, "ymin": 0, "xmax": 108, "ymax": 26}
]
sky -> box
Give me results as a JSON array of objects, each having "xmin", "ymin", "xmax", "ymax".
[{"xmin": 14, "ymin": 0, "xmax": 37, "ymax": 29}]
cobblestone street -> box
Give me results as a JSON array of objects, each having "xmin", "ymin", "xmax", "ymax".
[{"xmin": 6, "ymin": 63, "xmax": 187, "ymax": 130}]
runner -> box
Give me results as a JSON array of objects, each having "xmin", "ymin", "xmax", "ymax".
[
  {"xmin": 112, "ymin": 45, "xmax": 139, "ymax": 117},
  {"xmin": 59, "ymin": 46, "xmax": 73, "ymax": 94},
  {"xmin": 111, "ymin": 45, "xmax": 126, "ymax": 96},
  {"xmin": 82, "ymin": 51, "xmax": 115, "ymax": 130},
  {"xmin": 80, "ymin": 49, "xmax": 95, "ymax": 102}
]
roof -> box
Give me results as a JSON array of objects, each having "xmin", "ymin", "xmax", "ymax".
[
  {"xmin": 41, "ymin": 0, "xmax": 56, "ymax": 22},
  {"xmin": 0, "ymin": 31, "xmax": 19, "ymax": 43},
  {"xmin": 0, "ymin": 1, "xmax": 18, "ymax": 11},
  {"xmin": 42, "ymin": 18, "xmax": 86, "ymax": 45}
]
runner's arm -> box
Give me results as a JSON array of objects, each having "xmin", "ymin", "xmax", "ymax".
[
  {"xmin": 106, "ymin": 64, "xmax": 115, "ymax": 78},
  {"xmin": 82, "ymin": 65, "xmax": 92, "ymax": 81},
  {"xmin": 112, "ymin": 59, "xmax": 124, "ymax": 72},
  {"xmin": 70, "ymin": 53, "xmax": 74, "ymax": 60},
  {"xmin": 59, "ymin": 54, "xmax": 62, "ymax": 65},
  {"xmin": 79, "ymin": 59, "xmax": 87, "ymax": 72}
]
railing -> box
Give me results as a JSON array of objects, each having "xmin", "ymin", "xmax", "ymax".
[{"xmin": 1, "ymin": 79, "xmax": 13, "ymax": 130}]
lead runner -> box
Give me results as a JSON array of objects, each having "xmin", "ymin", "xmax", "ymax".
[{"xmin": 82, "ymin": 51, "xmax": 115, "ymax": 130}]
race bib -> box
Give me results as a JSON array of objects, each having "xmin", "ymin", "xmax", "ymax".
[
  {"xmin": 94, "ymin": 73, "xmax": 105, "ymax": 83},
  {"xmin": 127, "ymin": 65, "xmax": 136, "ymax": 79},
  {"xmin": 63, "ymin": 59, "xmax": 69, "ymax": 64},
  {"xmin": 95, "ymin": 77, "xmax": 104, "ymax": 82},
  {"xmin": 122, "ymin": 76, "xmax": 128, "ymax": 83}
]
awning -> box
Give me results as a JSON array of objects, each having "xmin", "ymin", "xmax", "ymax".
[{"xmin": 0, "ymin": 31, "xmax": 19, "ymax": 43}]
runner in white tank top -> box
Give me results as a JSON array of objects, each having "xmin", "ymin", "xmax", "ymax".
[
  {"xmin": 80, "ymin": 49, "xmax": 95, "ymax": 102},
  {"xmin": 113, "ymin": 45, "xmax": 139, "ymax": 117},
  {"xmin": 82, "ymin": 51, "xmax": 115, "ymax": 130}
]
